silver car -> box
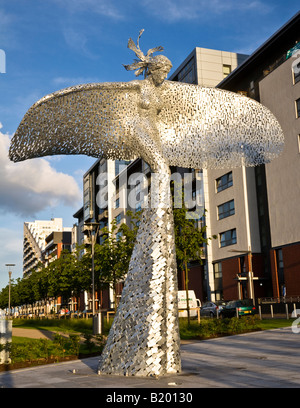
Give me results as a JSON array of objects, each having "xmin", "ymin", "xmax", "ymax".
[{"xmin": 200, "ymin": 301, "xmax": 227, "ymax": 318}]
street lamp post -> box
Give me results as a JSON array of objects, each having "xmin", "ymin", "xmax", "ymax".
[
  {"xmin": 5, "ymin": 264, "xmax": 15, "ymax": 318},
  {"xmin": 84, "ymin": 222, "xmax": 100, "ymax": 334}
]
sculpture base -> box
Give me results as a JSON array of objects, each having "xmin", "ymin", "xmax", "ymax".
[{"xmin": 98, "ymin": 203, "xmax": 181, "ymax": 377}]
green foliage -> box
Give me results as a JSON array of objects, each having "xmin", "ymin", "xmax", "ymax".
[
  {"xmin": 179, "ymin": 316, "xmax": 261, "ymax": 340},
  {"xmin": 83, "ymin": 333, "xmax": 94, "ymax": 352},
  {"xmin": 83, "ymin": 333, "xmax": 105, "ymax": 353},
  {"xmin": 88, "ymin": 211, "xmax": 140, "ymax": 310},
  {"xmin": 9, "ymin": 338, "xmax": 52, "ymax": 363},
  {"xmin": 0, "ymin": 341, "xmax": 11, "ymax": 354},
  {"xmin": 0, "ymin": 244, "xmax": 93, "ymax": 309}
]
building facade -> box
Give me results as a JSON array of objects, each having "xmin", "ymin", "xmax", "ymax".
[
  {"xmin": 43, "ymin": 230, "xmax": 72, "ymax": 267},
  {"xmin": 23, "ymin": 218, "xmax": 64, "ymax": 277},
  {"xmin": 170, "ymin": 47, "xmax": 254, "ymax": 302},
  {"xmin": 214, "ymin": 11, "xmax": 300, "ymax": 300}
]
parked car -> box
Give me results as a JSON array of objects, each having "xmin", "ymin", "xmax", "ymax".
[
  {"xmin": 200, "ymin": 301, "xmax": 227, "ymax": 318},
  {"xmin": 219, "ymin": 299, "xmax": 256, "ymax": 318}
]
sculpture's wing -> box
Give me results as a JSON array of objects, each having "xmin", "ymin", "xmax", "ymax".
[
  {"xmin": 9, "ymin": 82, "xmax": 141, "ymax": 163},
  {"xmin": 159, "ymin": 81, "xmax": 284, "ymax": 169}
]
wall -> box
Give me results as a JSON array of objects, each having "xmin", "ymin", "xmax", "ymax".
[{"xmin": 260, "ymin": 56, "xmax": 300, "ymax": 247}]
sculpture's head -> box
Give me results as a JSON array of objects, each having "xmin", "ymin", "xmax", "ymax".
[
  {"xmin": 147, "ymin": 55, "xmax": 172, "ymax": 85},
  {"xmin": 123, "ymin": 29, "xmax": 172, "ymax": 85}
]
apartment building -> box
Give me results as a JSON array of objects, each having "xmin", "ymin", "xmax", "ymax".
[
  {"xmin": 217, "ymin": 11, "xmax": 300, "ymax": 299},
  {"xmin": 167, "ymin": 13, "xmax": 300, "ymax": 302},
  {"xmin": 74, "ymin": 158, "xmax": 134, "ymax": 309},
  {"xmin": 169, "ymin": 47, "xmax": 251, "ymax": 301},
  {"xmin": 43, "ymin": 230, "xmax": 72, "ymax": 267},
  {"xmin": 23, "ymin": 218, "xmax": 64, "ymax": 277}
]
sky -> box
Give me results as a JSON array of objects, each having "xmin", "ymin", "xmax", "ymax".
[{"xmin": 0, "ymin": 0, "xmax": 299, "ymax": 290}]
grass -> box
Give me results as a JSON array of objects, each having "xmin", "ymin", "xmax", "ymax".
[
  {"xmin": 12, "ymin": 317, "xmax": 97, "ymax": 335},
  {"xmin": 257, "ymin": 317, "xmax": 295, "ymax": 330},
  {"xmin": 2, "ymin": 317, "xmax": 109, "ymax": 367},
  {"xmin": 7, "ymin": 333, "xmax": 105, "ymax": 366},
  {"xmin": 179, "ymin": 316, "xmax": 295, "ymax": 340}
]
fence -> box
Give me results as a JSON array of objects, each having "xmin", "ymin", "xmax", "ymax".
[{"xmin": 257, "ymin": 297, "xmax": 300, "ymax": 319}]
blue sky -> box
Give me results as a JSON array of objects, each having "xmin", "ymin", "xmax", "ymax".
[{"xmin": 0, "ymin": 0, "xmax": 299, "ymax": 290}]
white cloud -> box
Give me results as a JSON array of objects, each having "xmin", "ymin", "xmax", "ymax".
[{"xmin": 0, "ymin": 126, "xmax": 81, "ymax": 217}]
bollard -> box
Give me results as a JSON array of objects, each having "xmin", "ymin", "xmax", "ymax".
[
  {"xmin": 259, "ymin": 305, "xmax": 262, "ymax": 320},
  {"xmin": 286, "ymin": 303, "xmax": 289, "ymax": 320},
  {"xmin": 93, "ymin": 312, "xmax": 103, "ymax": 335},
  {"xmin": 270, "ymin": 304, "xmax": 273, "ymax": 318},
  {"xmin": 0, "ymin": 316, "xmax": 12, "ymax": 364}
]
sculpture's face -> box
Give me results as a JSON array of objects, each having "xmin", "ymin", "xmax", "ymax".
[{"xmin": 150, "ymin": 65, "xmax": 172, "ymax": 86}]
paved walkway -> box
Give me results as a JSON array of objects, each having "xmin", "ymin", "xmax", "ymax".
[
  {"xmin": 1, "ymin": 326, "xmax": 300, "ymax": 389},
  {"xmin": 12, "ymin": 327, "xmax": 58, "ymax": 340}
]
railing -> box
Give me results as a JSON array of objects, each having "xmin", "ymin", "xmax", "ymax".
[
  {"xmin": 258, "ymin": 296, "xmax": 300, "ymax": 304},
  {"xmin": 257, "ymin": 299, "xmax": 300, "ymax": 319}
]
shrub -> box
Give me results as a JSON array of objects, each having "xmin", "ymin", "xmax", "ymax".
[{"xmin": 179, "ymin": 315, "xmax": 260, "ymax": 339}]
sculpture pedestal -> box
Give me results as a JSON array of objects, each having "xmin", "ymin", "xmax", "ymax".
[{"xmin": 98, "ymin": 180, "xmax": 181, "ymax": 376}]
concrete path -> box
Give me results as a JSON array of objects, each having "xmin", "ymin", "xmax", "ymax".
[
  {"xmin": 12, "ymin": 327, "xmax": 58, "ymax": 340},
  {"xmin": 1, "ymin": 326, "xmax": 300, "ymax": 389}
]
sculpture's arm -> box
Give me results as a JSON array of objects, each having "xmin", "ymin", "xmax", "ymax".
[
  {"xmin": 159, "ymin": 81, "xmax": 284, "ymax": 169},
  {"xmin": 33, "ymin": 81, "xmax": 141, "ymax": 108},
  {"xmin": 9, "ymin": 82, "xmax": 142, "ymax": 163}
]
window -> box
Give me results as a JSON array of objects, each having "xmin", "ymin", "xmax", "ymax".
[
  {"xmin": 213, "ymin": 262, "xmax": 222, "ymax": 279},
  {"xmin": 218, "ymin": 200, "xmax": 235, "ymax": 220},
  {"xmin": 213, "ymin": 262, "xmax": 223, "ymax": 299},
  {"xmin": 276, "ymin": 248, "xmax": 285, "ymax": 295},
  {"xmin": 115, "ymin": 160, "xmax": 131, "ymax": 176},
  {"xmin": 115, "ymin": 198, "xmax": 120, "ymax": 209},
  {"xmin": 296, "ymin": 98, "xmax": 300, "ymax": 118},
  {"xmin": 223, "ymin": 64, "xmax": 231, "ymax": 78},
  {"xmin": 219, "ymin": 229, "xmax": 237, "ymax": 247},
  {"xmin": 216, "ymin": 172, "xmax": 233, "ymax": 192},
  {"xmin": 115, "ymin": 214, "xmax": 122, "ymax": 224},
  {"xmin": 293, "ymin": 61, "xmax": 300, "ymax": 84},
  {"xmin": 177, "ymin": 57, "xmax": 195, "ymax": 84}
]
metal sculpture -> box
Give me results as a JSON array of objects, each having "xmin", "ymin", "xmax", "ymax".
[{"xmin": 9, "ymin": 30, "xmax": 284, "ymax": 377}]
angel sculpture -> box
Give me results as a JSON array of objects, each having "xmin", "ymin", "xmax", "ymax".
[{"xmin": 9, "ymin": 30, "xmax": 284, "ymax": 377}]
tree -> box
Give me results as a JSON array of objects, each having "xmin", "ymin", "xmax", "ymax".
[
  {"xmin": 93, "ymin": 211, "xmax": 140, "ymax": 311},
  {"xmin": 173, "ymin": 183, "xmax": 215, "ymax": 325}
]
